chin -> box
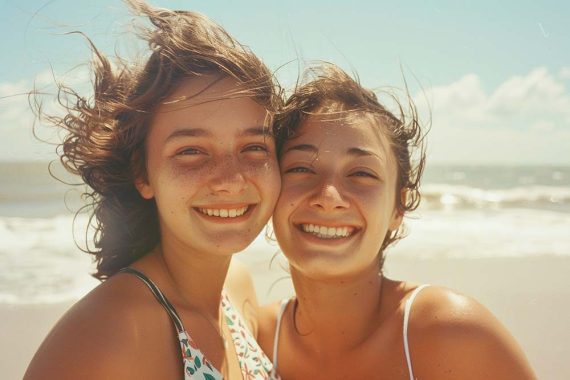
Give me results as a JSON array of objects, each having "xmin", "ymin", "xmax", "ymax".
[
  {"xmin": 290, "ymin": 261, "xmax": 353, "ymax": 282},
  {"xmin": 214, "ymin": 237, "xmax": 256, "ymax": 255},
  {"xmin": 289, "ymin": 253, "xmax": 380, "ymax": 283}
]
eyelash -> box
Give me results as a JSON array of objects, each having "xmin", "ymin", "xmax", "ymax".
[
  {"xmin": 285, "ymin": 167, "xmax": 378, "ymax": 180},
  {"xmin": 350, "ymin": 171, "xmax": 378, "ymax": 179},
  {"xmin": 284, "ymin": 166, "xmax": 313, "ymax": 174},
  {"xmin": 243, "ymin": 144, "xmax": 269, "ymax": 153},
  {"xmin": 176, "ymin": 147, "xmax": 203, "ymax": 156},
  {"xmin": 174, "ymin": 142, "xmax": 270, "ymax": 156}
]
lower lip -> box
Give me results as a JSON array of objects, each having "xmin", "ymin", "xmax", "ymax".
[{"xmin": 193, "ymin": 205, "xmax": 256, "ymax": 224}]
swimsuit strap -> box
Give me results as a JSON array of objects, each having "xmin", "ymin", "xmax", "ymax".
[
  {"xmin": 269, "ymin": 298, "xmax": 291, "ymax": 379},
  {"xmin": 403, "ymin": 284, "xmax": 431, "ymax": 380},
  {"xmin": 119, "ymin": 268, "xmax": 226, "ymax": 379},
  {"xmin": 119, "ymin": 267, "xmax": 185, "ymax": 334}
]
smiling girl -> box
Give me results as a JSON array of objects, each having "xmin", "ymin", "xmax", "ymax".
[
  {"xmin": 25, "ymin": 2, "xmax": 281, "ymax": 379},
  {"xmin": 259, "ymin": 64, "xmax": 536, "ymax": 380}
]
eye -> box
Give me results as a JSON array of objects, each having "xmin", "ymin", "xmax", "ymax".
[
  {"xmin": 284, "ymin": 166, "xmax": 314, "ymax": 174},
  {"xmin": 350, "ymin": 171, "xmax": 378, "ymax": 179},
  {"xmin": 243, "ymin": 144, "xmax": 269, "ymax": 153},
  {"xmin": 176, "ymin": 147, "xmax": 203, "ymax": 156}
]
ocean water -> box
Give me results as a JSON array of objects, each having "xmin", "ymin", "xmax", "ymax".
[{"xmin": 1, "ymin": 162, "xmax": 570, "ymax": 304}]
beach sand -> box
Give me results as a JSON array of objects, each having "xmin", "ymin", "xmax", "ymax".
[{"xmin": 3, "ymin": 255, "xmax": 568, "ymax": 379}]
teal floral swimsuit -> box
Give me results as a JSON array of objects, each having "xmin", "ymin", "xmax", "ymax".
[{"xmin": 120, "ymin": 268, "xmax": 273, "ymax": 379}]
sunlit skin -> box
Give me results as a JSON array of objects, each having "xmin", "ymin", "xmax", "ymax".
[
  {"xmin": 138, "ymin": 75, "xmax": 281, "ymax": 259},
  {"xmin": 130, "ymin": 75, "xmax": 281, "ymax": 376},
  {"xmin": 259, "ymin": 112, "xmax": 536, "ymax": 379},
  {"xmin": 24, "ymin": 75, "xmax": 281, "ymax": 380},
  {"xmin": 273, "ymin": 113, "xmax": 402, "ymax": 282}
]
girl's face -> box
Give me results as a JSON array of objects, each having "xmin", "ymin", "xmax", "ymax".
[
  {"xmin": 136, "ymin": 75, "xmax": 280, "ymax": 257},
  {"xmin": 273, "ymin": 113, "xmax": 403, "ymax": 280}
]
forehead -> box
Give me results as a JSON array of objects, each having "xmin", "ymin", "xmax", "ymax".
[
  {"xmin": 285, "ymin": 113, "xmax": 393, "ymax": 155},
  {"xmin": 159, "ymin": 74, "xmax": 245, "ymax": 109},
  {"xmin": 147, "ymin": 75, "xmax": 269, "ymax": 139}
]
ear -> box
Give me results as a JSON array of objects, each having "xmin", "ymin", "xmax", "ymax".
[
  {"xmin": 389, "ymin": 208, "xmax": 404, "ymax": 231},
  {"xmin": 389, "ymin": 188, "xmax": 407, "ymax": 230},
  {"xmin": 135, "ymin": 177, "xmax": 154, "ymax": 200}
]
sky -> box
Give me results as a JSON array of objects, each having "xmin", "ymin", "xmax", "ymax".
[{"xmin": 0, "ymin": 0, "xmax": 569, "ymax": 165}]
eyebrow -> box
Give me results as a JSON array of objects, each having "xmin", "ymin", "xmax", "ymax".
[
  {"xmin": 166, "ymin": 128, "xmax": 211, "ymax": 142},
  {"xmin": 347, "ymin": 147, "xmax": 379, "ymax": 158},
  {"xmin": 239, "ymin": 126, "xmax": 274, "ymax": 138},
  {"xmin": 166, "ymin": 126, "xmax": 272, "ymax": 142},
  {"xmin": 284, "ymin": 144, "xmax": 381, "ymax": 159},
  {"xmin": 283, "ymin": 144, "xmax": 318, "ymax": 154}
]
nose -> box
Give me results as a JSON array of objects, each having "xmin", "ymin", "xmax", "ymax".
[
  {"xmin": 309, "ymin": 180, "xmax": 350, "ymax": 211},
  {"xmin": 208, "ymin": 155, "xmax": 247, "ymax": 195}
]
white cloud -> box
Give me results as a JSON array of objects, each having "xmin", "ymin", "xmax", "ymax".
[
  {"xmin": 0, "ymin": 69, "xmax": 91, "ymax": 161},
  {"xmin": 560, "ymin": 67, "xmax": 570, "ymax": 80},
  {"xmin": 417, "ymin": 67, "xmax": 570, "ymax": 165},
  {"xmin": 2, "ymin": 66, "xmax": 569, "ymax": 165}
]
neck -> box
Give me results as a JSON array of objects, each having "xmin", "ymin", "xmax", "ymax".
[
  {"xmin": 144, "ymin": 238, "xmax": 232, "ymax": 320},
  {"xmin": 289, "ymin": 263, "xmax": 384, "ymax": 354}
]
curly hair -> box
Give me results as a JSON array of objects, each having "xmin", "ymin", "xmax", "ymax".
[
  {"xmin": 38, "ymin": 1, "xmax": 282, "ymax": 280},
  {"xmin": 274, "ymin": 63, "xmax": 426, "ymax": 269}
]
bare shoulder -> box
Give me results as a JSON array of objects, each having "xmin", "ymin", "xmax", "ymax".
[
  {"xmin": 407, "ymin": 286, "xmax": 536, "ymax": 380},
  {"xmin": 225, "ymin": 258, "xmax": 260, "ymax": 335},
  {"xmin": 24, "ymin": 274, "xmax": 161, "ymax": 380},
  {"xmin": 257, "ymin": 301, "xmax": 283, "ymax": 358}
]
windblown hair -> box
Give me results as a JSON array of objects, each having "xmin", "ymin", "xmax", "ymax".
[
  {"xmin": 39, "ymin": 1, "xmax": 281, "ymax": 280},
  {"xmin": 274, "ymin": 63, "xmax": 426, "ymax": 269}
]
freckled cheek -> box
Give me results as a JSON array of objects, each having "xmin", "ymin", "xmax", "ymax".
[
  {"xmin": 243, "ymin": 159, "xmax": 281, "ymax": 189},
  {"xmin": 243, "ymin": 158, "xmax": 278, "ymax": 175}
]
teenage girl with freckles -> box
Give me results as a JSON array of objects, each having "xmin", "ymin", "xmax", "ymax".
[
  {"xmin": 25, "ymin": 1, "xmax": 281, "ymax": 379},
  {"xmin": 259, "ymin": 64, "xmax": 536, "ymax": 380}
]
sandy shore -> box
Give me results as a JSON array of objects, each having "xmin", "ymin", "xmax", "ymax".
[
  {"xmin": 0, "ymin": 302, "xmax": 73, "ymax": 379},
  {"xmin": 384, "ymin": 255, "xmax": 570, "ymax": 380},
  {"xmin": 3, "ymin": 255, "xmax": 568, "ymax": 379}
]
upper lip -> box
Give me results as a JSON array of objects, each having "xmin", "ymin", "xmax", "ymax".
[
  {"xmin": 193, "ymin": 203, "xmax": 254, "ymax": 209},
  {"xmin": 294, "ymin": 220, "xmax": 360, "ymax": 229}
]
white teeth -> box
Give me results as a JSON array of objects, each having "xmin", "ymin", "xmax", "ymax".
[
  {"xmin": 300, "ymin": 224, "xmax": 353, "ymax": 239},
  {"xmin": 198, "ymin": 206, "xmax": 248, "ymax": 218}
]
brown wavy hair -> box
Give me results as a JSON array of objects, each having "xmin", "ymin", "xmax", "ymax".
[
  {"xmin": 37, "ymin": 1, "xmax": 282, "ymax": 280},
  {"xmin": 274, "ymin": 63, "xmax": 426, "ymax": 269}
]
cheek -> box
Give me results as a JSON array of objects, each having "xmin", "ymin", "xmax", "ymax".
[
  {"xmin": 245, "ymin": 158, "xmax": 281, "ymax": 194},
  {"xmin": 274, "ymin": 181, "xmax": 305, "ymax": 222}
]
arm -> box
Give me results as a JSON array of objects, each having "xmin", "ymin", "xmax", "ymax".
[
  {"xmin": 410, "ymin": 287, "xmax": 536, "ymax": 380},
  {"xmin": 24, "ymin": 275, "xmax": 180, "ymax": 380},
  {"xmin": 24, "ymin": 295, "xmax": 140, "ymax": 379}
]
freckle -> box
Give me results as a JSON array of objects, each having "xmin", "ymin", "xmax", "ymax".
[
  {"xmin": 353, "ymin": 292, "xmax": 358, "ymax": 296},
  {"xmin": 290, "ymin": 203, "xmax": 294, "ymax": 207}
]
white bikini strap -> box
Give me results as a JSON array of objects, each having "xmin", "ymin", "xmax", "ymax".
[
  {"xmin": 403, "ymin": 284, "xmax": 430, "ymax": 380},
  {"xmin": 270, "ymin": 298, "xmax": 291, "ymax": 376}
]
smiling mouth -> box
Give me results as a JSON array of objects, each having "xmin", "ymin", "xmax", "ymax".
[
  {"xmin": 298, "ymin": 223, "xmax": 357, "ymax": 239},
  {"xmin": 196, "ymin": 205, "xmax": 251, "ymax": 218}
]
